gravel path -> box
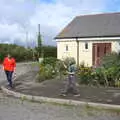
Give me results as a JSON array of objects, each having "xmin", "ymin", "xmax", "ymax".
[{"xmin": 0, "ymin": 91, "xmax": 120, "ymax": 120}]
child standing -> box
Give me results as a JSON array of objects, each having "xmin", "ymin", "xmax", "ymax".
[{"xmin": 61, "ymin": 62, "xmax": 80, "ymax": 96}]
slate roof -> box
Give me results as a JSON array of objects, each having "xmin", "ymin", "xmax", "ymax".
[{"xmin": 55, "ymin": 12, "xmax": 120, "ymax": 39}]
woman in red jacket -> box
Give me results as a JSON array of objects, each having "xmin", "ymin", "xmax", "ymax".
[{"xmin": 3, "ymin": 54, "xmax": 16, "ymax": 89}]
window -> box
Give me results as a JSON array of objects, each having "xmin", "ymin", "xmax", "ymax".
[
  {"xmin": 66, "ymin": 45, "xmax": 68, "ymax": 51},
  {"xmin": 85, "ymin": 42, "xmax": 88, "ymax": 49}
]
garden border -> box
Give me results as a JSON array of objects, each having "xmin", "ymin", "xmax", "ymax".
[{"xmin": 1, "ymin": 86, "xmax": 120, "ymax": 110}]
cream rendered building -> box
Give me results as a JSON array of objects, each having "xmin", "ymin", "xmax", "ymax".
[{"xmin": 55, "ymin": 13, "xmax": 120, "ymax": 67}]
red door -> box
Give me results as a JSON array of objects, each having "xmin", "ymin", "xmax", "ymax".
[{"xmin": 92, "ymin": 43, "xmax": 111, "ymax": 66}]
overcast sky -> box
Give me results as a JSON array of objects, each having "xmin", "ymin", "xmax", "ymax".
[{"xmin": 0, "ymin": 0, "xmax": 120, "ymax": 47}]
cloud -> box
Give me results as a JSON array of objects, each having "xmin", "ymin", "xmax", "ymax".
[
  {"xmin": 0, "ymin": 0, "xmax": 37, "ymax": 46},
  {"xmin": 30, "ymin": 0, "xmax": 108, "ymax": 45},
  {"xmin": 0, "ymin": 0, "xmax": 117, "ymax": 46}
]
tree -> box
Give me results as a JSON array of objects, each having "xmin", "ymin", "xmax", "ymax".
[
  {"xmin": 0, "ymin": 43, "xmax": 36, "ymax": 62},
  {"xmin": 43, "ymin": 46, "xmax": 57, "ymax": 57},
  {"xmin": 37, "ymin": 24, "xmax": 43, "ymax": 58}
]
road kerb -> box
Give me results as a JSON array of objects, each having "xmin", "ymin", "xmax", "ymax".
[{"xmin": 1, "ymin": 86, "xmax": 120, "ymax": 110}]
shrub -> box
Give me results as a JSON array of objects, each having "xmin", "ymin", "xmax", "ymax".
[
  {"xmin": 36, "ymin": 64, "xmax": 55, "ymax": 82},
  {"xmin": 92, "ymin": 67, "xmax": 105, "ymax": 85},
  {"xmin": 42, "ymin": 46, "xmax": 57, "ymax": 58},
  {"xmin": 41, "ymin": 57, "xmax": 58, "ymax": 68},
  {"xmin": 37, "ymin": 57, "xmax": 76, "ymax": 82},
  {"xmin": 100, "ymin": 52, "xmax": 120, "ymax": 87},
  {"xmin": 55, "ymin": 60, "xmax": 67, "ymax": 80},
  {"xmin": 37, "ymin": 57, "xmax": 60, "ymax": 82},
  {"xmin": 115, "ymin": 80, "xmax": 120, "ymax": 88},
  {"xmin": 77, "ymin": 62, "xmax": 93, "ymax": 85}
]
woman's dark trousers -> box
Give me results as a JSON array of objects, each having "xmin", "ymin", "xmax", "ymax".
[{"xmin": 5, "ymin": 70, "xmax": 13, "ymax": 88}]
